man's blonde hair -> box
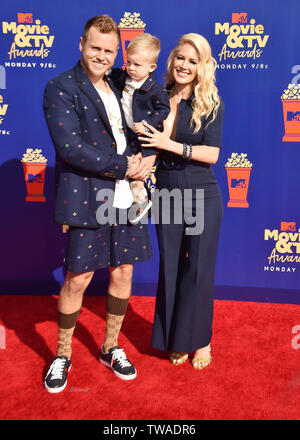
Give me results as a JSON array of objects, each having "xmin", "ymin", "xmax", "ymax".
[
  {"xmin": 83, "ymin": 15, "xmax": 120, "ymax": 41},
  {"xmin": 127, "ymin": 33, "xmax": 160, "ymax": 63}
]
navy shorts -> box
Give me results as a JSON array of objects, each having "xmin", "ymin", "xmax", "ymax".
[{"xmin": 64, "ymin": 217, "xmax": 153, "ymax": 273}]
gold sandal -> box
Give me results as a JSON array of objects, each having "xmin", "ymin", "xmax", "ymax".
[
  {"xmin": 192, "ymin": 355, "xmax": 212, "ymax": 369},
  {"xmin": 192, "ymin": 346, "xmax": 212, "ymax": 370},
  {"xmin": 169, "ymin": 352, "xmax": 189, "ymax": 366}
]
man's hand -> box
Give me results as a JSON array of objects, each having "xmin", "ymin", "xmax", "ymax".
[
  {"xmin": 127, "ymin": 154, "xmax": 156, "ymax": 181},
  {"xmin": 125, "ymin": 152, "xmax": 142, "ymax": 178}
]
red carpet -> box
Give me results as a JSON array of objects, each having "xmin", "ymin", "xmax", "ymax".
[{"xmin": 0, "ymin": 294, "xmax": 300, "ymax": 420}]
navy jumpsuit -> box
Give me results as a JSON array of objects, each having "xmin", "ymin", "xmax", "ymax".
[{"xmin": 151, "ymin": 94, "xmax": 224, "ymax": 353}]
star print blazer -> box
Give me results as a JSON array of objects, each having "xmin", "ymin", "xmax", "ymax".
[
  {"xmin": 43, "ymin": 61, "xmax": 132, "ymax": 228},
  {"xmin": 110, "ymin": 69, "xmax": 170, "ymax": 156}
]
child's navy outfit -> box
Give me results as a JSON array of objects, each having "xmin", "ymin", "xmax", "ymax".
[{"xmin": 111, "ymin": 69, "xmax": 170, "ymax": 157}]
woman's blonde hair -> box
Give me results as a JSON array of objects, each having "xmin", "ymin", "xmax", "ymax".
[{"xmin": 166, "ymin": 33, "xmax": 220, "ymax": 133}]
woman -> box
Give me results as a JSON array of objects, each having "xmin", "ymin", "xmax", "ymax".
[{"xmin": 139, "ymin": 33, "xmax": 224, "ymax": 369}]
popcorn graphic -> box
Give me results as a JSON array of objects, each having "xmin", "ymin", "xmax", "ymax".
[
  {"xmin": 119, "ymin": 12, "xmax": 146, "ymax": 69},
  {"xmin": 119, "ymin": 12, "xmax": 146, "ymax": 29},
  {"xmin": 225, "ymin": 153, "xmax": 253, "ymax": 208},
  {"xmin": 281, "ymin": 83, "xmax": 300, "ymax": 142},
  {"xmin": 21, "ymin": 148, "xmax": 47, "ymax": 202},
  {"xmin": 21, "ymin": 148, "xmax": 47, "ymax": 163},
  {"xmin": 281, "ymin": 83, "xmax": 300, "ymax": 100},
  {"xmin": 225, "ymin": 152, "xmax": 253, "ymax": 168}
]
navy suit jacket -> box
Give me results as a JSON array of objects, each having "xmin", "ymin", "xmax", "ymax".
[
  {"xmin": 110, "ymin": 69, "xmax": 170, "ymax": 156},
  {"xmin": 43, "ymin": 61, "xmax": 133, "ymax": 228}
]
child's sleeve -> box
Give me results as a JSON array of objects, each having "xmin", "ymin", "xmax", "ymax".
[
  {"xmin": 146, "ymin": 86, "xmax": 170, "ymax": 131},
  {"xmin": 139, "ymin": 86, "xmax": 170, "ymax": 157}
]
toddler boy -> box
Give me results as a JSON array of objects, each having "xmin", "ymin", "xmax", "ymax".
[{"xmin": 112, "ymin": 33, "xmax": 170, "ymax": 224}]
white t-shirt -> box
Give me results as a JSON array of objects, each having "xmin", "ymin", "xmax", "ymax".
[{"xmin": 94, "ymin": 87, "xmax": 133, "ymax": 209}]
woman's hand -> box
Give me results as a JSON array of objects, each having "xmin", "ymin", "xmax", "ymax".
[{"xmin": 138, "ymin": 122, "xmax": 175, "ymax": 152}]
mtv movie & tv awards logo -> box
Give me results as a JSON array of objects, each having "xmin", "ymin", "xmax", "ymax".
[
  {"xmin": 264, "ymin": 222, "xmax": 300, "ymax": 273},
  {"xmin": 1, "ymin": 13, "xmax": 56, "ymax": 69},
  {"xmin": 214, "ymin": 13, "xmax": 269, "ymax": 71}
]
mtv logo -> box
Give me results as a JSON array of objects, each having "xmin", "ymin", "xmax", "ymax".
[
  {"xmin": 231, "ymin": 178, "xmax": 246, "ymax": 188},
  {"xmin": 287, "ymin": 111, "xmax": 300, "ymax": 121},
  {"xmin": 17, "ymin": 13, "xmax": 33, "ymax": 23},
  {"xmin": 28, "ymin": 173, "xmax": 42, "ymax": 183},
  {"xmin": 232, "ymin": 13, "xmax": 247, "ymax": 23},
  {"xmin": 281, "ymin": 222, "xmax": 296, "ymax": 232}
]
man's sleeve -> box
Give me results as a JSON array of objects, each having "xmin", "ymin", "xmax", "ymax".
[
  {"xmin": 43, "ymin": 79, "xmax": 128, "ymax": 179},
  {"xmin": 109, "ymin": 68, "xmax": 125, "ymax": 91}
]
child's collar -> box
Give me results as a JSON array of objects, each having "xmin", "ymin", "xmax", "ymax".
[{"xmin": 126, "ymin": 70, "xmax": 157, "ymax": 92}]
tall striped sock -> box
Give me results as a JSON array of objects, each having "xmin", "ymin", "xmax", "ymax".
[
  {"xmin": 56, "ymin": 309, "xmax": 81, "ymax": 360},
  {"xmin": 103, "ymin": 293, "xmax": 130, "ymax": 353}
]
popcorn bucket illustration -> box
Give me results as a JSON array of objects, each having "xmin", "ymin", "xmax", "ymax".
[
  {"xmin": 226, "ymin": 167, "xmax": 252, "ymax": 208},
  {"xmin": 225, "ymin": 153, "xmax": 253, "ymax": 208},
  {"xmin": 21, "ymin": 148, "xmax": 47, "ymax": 202},
  {"xmin": 120, "ymin": 28, "xmax": 145, "ymax": 69},
  {"xmin": 22, "ymin": 162, "xmax": 47, "ymax": 202},
  {"xmin": 119, "ymin": 12, "xmax": 146, "ymax": 69},
  {"xmin": 281, "ymin": 99, "xmax": 300, "ymax": 142}
]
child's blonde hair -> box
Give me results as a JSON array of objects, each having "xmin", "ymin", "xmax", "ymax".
[{"xmin": 126, "ymin": 33, "xmax": 160, "ymax": 64}]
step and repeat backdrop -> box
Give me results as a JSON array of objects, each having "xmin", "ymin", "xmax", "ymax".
[{"xmin": 1, "ymin": 0, "xmax": 300, "ymax": 303}]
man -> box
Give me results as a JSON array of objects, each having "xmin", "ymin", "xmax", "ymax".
[{"xmin": 43, "ymin": 15, "xmax": 156, "ymax": 393}]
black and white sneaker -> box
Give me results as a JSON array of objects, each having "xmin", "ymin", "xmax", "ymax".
[
  {"xmin": 44, "ymin": 356, "xmax": 72, "ymax": 393},
  {"xmin": 99, "ymin": 345, "xmax": 137, "ymax": 380},
  {"xmin": 128, "ymin": 200, "xmax": 152, "ymax": 224}
]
